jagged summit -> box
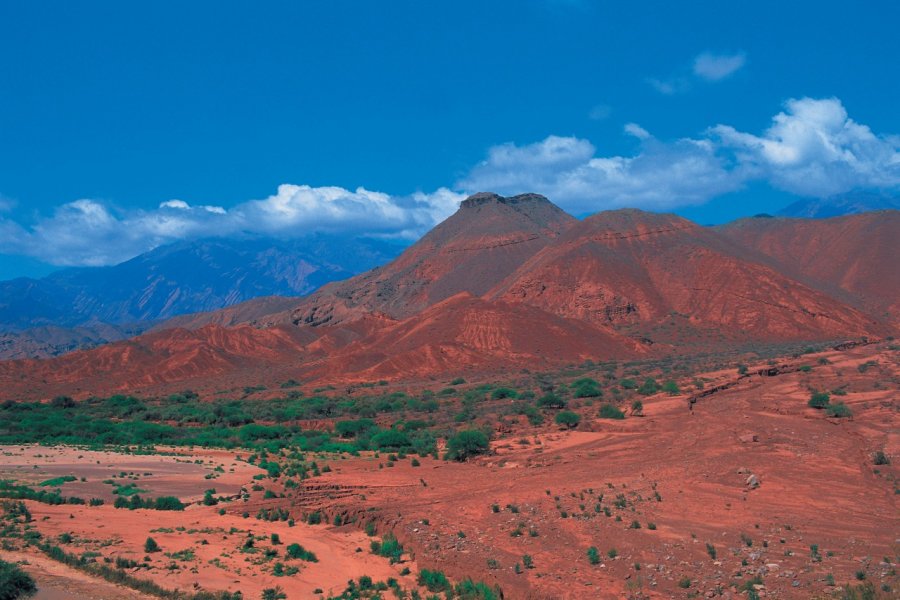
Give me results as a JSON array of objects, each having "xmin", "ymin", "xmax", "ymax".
[{"xmin": 460, "ymin": 192, "xmax": 552, "ymax": 209}]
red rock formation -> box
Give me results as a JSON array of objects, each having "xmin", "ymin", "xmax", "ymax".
[{"xmin": 717, "ymin": 211, "xmax": 900, "ymax": 327}]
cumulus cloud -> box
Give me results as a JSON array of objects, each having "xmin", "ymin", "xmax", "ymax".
[
  {"xmin": 460, "ymin": 97, "xmax": 900, "ymax": 214},
  {"xmin": 712, "ymin": 97, "xmax": 900, "ymax": 197},
  {"xmin": 459, "ymin": 134, "xmax": 742, "ymax": 214},
  {"xmin": 3, "ymin": 97, "xmax": 897, "ymax": 269},
  {"xmin": 693, "ymin": 51, "xmax": 746, "ymax": 81},
  {"xmin": 0, "ymin": 186, "xmax": 464, "ymax": 267}
]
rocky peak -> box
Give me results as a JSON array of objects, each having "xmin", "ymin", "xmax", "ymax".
[{"xmin": 460, "ymin": 192, "xmax": 552, "ymax": 209}]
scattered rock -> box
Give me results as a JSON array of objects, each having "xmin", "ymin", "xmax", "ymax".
[
  {"xmin": 739, "ymin": 434, "xmax": 759, "ymax": 443},
  {"xmin": 746, "ymin": 474, "xmax": 761, "ymax": 488}
]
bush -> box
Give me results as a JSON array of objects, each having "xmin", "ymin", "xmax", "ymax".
[
  {"xmin": 285, "ymin": 543, "xmax": 318, "ymax": 562},
  {"xmin": 678, "ymin": 577, "xmax": 691, "ymax": 588},
  {"xmin": 662, "ymin": 380, "xmax": 680, "ymax": 395},
  {"xmin": 808, "ymin": 391, "xmax": 830, "ymax": 409},
  {"xmin": 587, "ymin": 546, "xmax": 600, "ymax": 565},
  {"xmin": 638, "ymin": 378, "xmax": 660, "ymax": 396},
  {"xmin": 873, "ymin": 451, "xmax": 890, "ymax": 465},
  {"xmin": 537, "ymin": 393, "xmax": 567, "ymax": 409},
  {"xmin": 370, "ymin": 429, "xmax": 412, "ymax": 450},
  {"xmin": 491, "ymin": 388, "xmax": 518, "ymax": 400},
  {"xmin": 143, "ymin": 537, "xmax": 160, "ymax": 553},
  {"xmin": 555, "ymin": 411, "xmax": 580, "ymax": 429},
  {"xmin": 825, "ymin": 402, "xmax": 852, "ymax": 418},
  {"xmin": 418, "ymin": 569, "xmax": 451, "ymax": 592},
  {"xmin": 0, "ymin": 559, "xmax": 37, "ymax": 600},
  {"xmin": 598, "ymin": 404, "xmax": 625, "ymax": 420},
  {"xmin": 572, "ymin": 378, "xmax": 602, "ymax": 398},
  {"xmin": 446, "ymin": 430, "xmax": 490, "ymax": 461},
  {"xmin": 630, "ymin": 400, "xmax": 643, "ymax": 415}
]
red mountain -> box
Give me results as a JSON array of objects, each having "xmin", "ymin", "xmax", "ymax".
[
  {"xmin": 0, "ymin": 194, "xmax": 895, "ymax": 400},
  {"xmin": 284, "ymin": 193, "xmax": 575, "ymax": 327},
  {"xmin": 487, "ymin": 209, "xmax": 887, "ymax": 344},
  {"xmin": 717, "ymin": 211, "xmax": 900, "ymax": 327}
]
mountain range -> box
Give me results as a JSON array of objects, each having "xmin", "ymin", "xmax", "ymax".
[
  {"xmin": 0, "ymin": 192, "xmax": 896, "ymax": 401},
  {"xmin": 0, "ymin": 235, "xmax": 402, "ymax": 358}
]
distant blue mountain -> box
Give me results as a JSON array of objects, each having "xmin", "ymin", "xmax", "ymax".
[
  {"xmin": 0, "ymin": 235, "xmax": 403, "ymax": 357},
  {"xmin": 778, "ymin": 192, "xmax": 900, "ymax": 218}
]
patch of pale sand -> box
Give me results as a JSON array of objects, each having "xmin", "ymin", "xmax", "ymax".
[{"xmin": 0, "ymin": 445, "xmax": 262, "ymax": 503}]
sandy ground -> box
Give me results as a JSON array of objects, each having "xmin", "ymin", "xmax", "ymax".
[{"xmin": 2, "ymin": 343, "xmax": 898, "ymax": 599}]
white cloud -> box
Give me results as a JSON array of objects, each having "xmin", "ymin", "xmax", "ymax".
[
  {"xmin": 2, "ymin": 97, "xmax": 897, "ymax": 269},
  {"xmin": 460, "ymin": 134, "xmax": 742, "ymax": 214},
  {"xmin": 712, "ymin": 97, "xmax": 900, "ymax": 196},
  {"xmin": 1, "ymin": 186, "xmax": 464, "ymax": 267},
  {"xmin": 624, "ymin": 123, "xmax": 651, "ymax": 140},
  {"xmin": 650, "ymin": 51, "xmax": 746, "ymax": 95},
  {"xmin": 693, "ymin": 51, "xmax": 746, "ymax": 81},
  {"xmin": 460, "ymin": 97, "xmax": 900, "ymax": 215}
]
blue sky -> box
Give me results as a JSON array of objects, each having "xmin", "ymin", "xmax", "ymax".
[{"xmin": 1, "ymin": 0, "xmax": 899, "ymax": 279}]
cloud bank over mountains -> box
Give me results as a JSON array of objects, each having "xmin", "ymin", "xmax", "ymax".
[{"xmin": 1, "ymin": 97, "xmax": 898, "ymax": 267}]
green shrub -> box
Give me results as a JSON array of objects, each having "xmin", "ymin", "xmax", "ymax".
[
  {"xmin": 143, "ymin": 537, "xmax": 160, "ymax": 553},
  {"xmin": 285, "ymin": 543, "xmax": 318, "ymax": 562},
  {"xmin": 0, "ymin": 558, "xmax": 37, "ymax": 600},
  {"xmin": 554, "ymin": 411, "xmax": 580, "ymax": 429},
  {"xmin": 572, "ymin": 378, "xmax": 602, "ymax": 398},
  {"xmin": 638, "ymin": 378, "xmax": 660, "ymax": 396},
  {"xmin": 537, "ymin": 393, "xmax": 567, "ymax": 409},
  {"xmin": 587, "ymin": 546, "xmax": 600, "ymax": 565},
  {"xmin": 598, "ymin": 404, "xmax": 625, "ymax": 420},
  {"xmin": 491, "ymin": 388, "xmax": 518, "ymax": 400},
  {"xmin": 825, "ymin": 402, "xmax": 852, "ymax": 418},
  {"xmin": 662, "ymin": 380, "xmax": 680, "ymax": 395},
  {"xmin": 418, "ymin": 569, "xmax": 451, "ymax": 592},
  {"xmin": 446, "ymin": 430, "xmax": 490, "ymax": 461},
  {"xmin": 808, "ymin": 391, "xmax": 830, "ymax": 409}
]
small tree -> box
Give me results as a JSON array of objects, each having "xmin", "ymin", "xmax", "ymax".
[
  {"xmin": 446, "ymin": 430, "xmax": 490, "ymax": 461},
  {"xmin": 144, "ymin": 537, "xmax": 160, "ymax": 553},
  {"xmin": 555, "ymin": 411, "xmax": 580, "ymax": 429},
  {"xmin": 630, "ymin": 400, "xmax": 643, "ymax": 416},
  {"xmin": 587, "ymin": 546, "xmax": 600, "ymax": 565}
]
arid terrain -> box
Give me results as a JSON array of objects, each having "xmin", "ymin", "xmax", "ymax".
[
  {"xmin": 2, "ymin": 340, "xmax": 897, "ymax": 599},
  {"xmin": 1, "ymin": 195, "xmax": 898, "ymax": 599}
]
